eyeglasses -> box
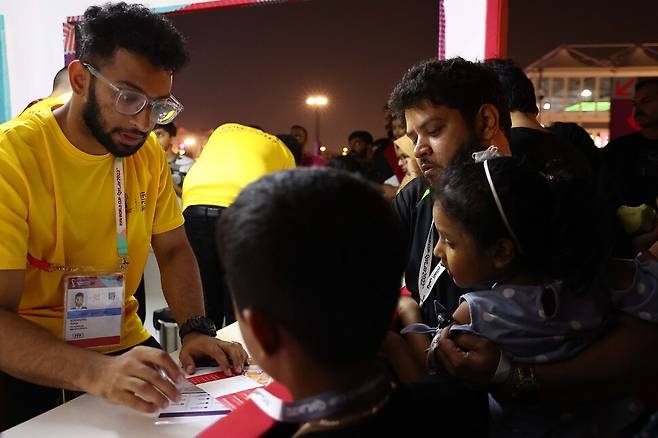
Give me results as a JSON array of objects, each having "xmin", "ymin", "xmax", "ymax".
[{"xmin": 83, "ymin": 63, "xmax": 183, "ymax": 125}]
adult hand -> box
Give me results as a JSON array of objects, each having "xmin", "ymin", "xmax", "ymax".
[
  {"xmin": 397, "ymin": 295, "xmax": 423, "ymax": 327},
  {"xmin": 179, "ymin": 332, "xmax": 248, "ymax": 376},
  {"xmin": 434, "ymin": 331, "xmax": 501, "ymax": 386},
  {"xmin": 90, "ymin": 346, "xmax": 184, "ymax": 413}
]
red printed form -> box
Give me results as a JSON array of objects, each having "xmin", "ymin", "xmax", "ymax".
[
  {"xmin": 189, "ymin": 366, "xmax": 271, "ymax": 410},
  {"xmin": 155, "ymin": 366, "xmax": 269, "ymax": 424}
]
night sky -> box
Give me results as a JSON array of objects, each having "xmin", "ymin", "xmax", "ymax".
[
  {"xmin": 169, "ymin": 0, "xmax": 438, "ymax": 152},
  {"xmin": 168, "ymin": 0, "xmax": 658, "ymax": 153},
  {"xmin": 508, "ymin": 0, "xmax": 658, "ymax": 67}
]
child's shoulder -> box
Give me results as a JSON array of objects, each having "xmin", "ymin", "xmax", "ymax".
[
  {"xmin": 610, "ymin": 255, "xmax": 658, "ymax": 323},
  {"xmin": 461, "ymin": 280, "xmax": 609, "ymax": 329}
]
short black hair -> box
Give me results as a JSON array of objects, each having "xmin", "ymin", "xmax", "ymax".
[
  {"xmin": 276, "ymin": 134, "xmax": 303, "ymax": 165},
  {"xmin": 636, "ymin": 77, "xmax": 658, "ymax": 93},
  {"xmin": 75, "ymin": 292, "xmax": 84, "ymax": 299},
  {"xmin": 483, "ymin": 58, "xmax": 538, "ymax": 114},
  {"xmin": 52, "ymin": 67, "xmax": 70, "ymax": 93},
  {"xmin": 328, "ymin": 155, "xmax": 374, "ymax": 181},
  {"xmin": 435, "ymin": 157, "xmax": 610, "ymax": 291},
  {"xmin": 155, "ymin": 122, "xmax": 177, "ymax": 137},
  {"xmin": 77, "ymin": 2, "xmax": 189, "ymax": 72},
  {"xmin": 348, "ymin": 130, "xmax": 374, "ymax": 145},
  {"xmin": 290, "ymin": 125, "xmax": 307, "ymax": 136},
  {"xmin": 217, "ymin": 168, "xmax": 406, "ymax": 364},
  {"xmin": 388, "ymin": 57, "xmax": 512, "ymax": 139}
]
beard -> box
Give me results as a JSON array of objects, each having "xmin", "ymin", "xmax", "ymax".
[
  {"xmin": 82, "ymin": 81, "xmax": 149, "ymax": 158},
  {"xmin": 448, "ymin": 133, "xmax": 486, "ymax": 167},
  {"xmin": 419, "ymin": 133, "xmax": 484, "ymax": 185}
]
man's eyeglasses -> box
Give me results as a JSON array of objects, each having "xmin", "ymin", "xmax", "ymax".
[{"xmin": 83, "ymin": 63, "xmax": 183, "ymax": 125}]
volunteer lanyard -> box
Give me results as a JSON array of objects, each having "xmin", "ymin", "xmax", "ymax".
[
  {"xmin": 27, "ymin": 157, "xmax": 129, "ymax": 272},
  {"xmin": 418, "ymin": 219, "xmax": 445, "ymax": 307},
  {"xmin": 113, "ymin": 157, "xmax": 129, "ymax": 271},
  {"xmin": 249, "ymin": 372, "xmax": 394, "ymax": 423}
]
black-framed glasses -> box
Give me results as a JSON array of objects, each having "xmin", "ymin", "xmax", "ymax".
[{"xmin": 83, "ymin": 63, "xmax": 183, "ymax": 125}]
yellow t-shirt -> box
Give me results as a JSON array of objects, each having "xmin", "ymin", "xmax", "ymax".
[
  {"xmin": 182, "ymin": 123, "xmax": 295, "ymax": 210},
  {"xmin": 0, "ymin": 108, "xmax": 183, "ymax": 353},
  {"xmin": 17, "ymin": 93, "xmax": 72, "ymax": 120}
]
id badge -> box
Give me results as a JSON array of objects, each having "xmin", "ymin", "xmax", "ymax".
[{"xmin": 63, "ymin": 273, "xmax": 125, "ymax": 348}]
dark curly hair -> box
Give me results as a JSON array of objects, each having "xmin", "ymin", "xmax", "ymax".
[
  {"xmin": 388, "ymin": 57, "xmax": 511, "ymax": 139},
  {"xmin": 435, "ymin": 156, "xmax": 611, "ymax": 292},
  {"xmin": 77, "ymin": 2, "xmax": 189, "ymax": 72}
]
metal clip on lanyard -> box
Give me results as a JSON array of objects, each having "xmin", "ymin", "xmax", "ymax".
[{"xmin": 26, "ymin": 254, "xmax": 77, "ymax": 272}]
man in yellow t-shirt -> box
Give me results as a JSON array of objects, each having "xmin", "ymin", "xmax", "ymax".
[
  {"xmin": 0, "ymin": 3, "xmax": 246, "ymax": 430},
  {"xmin": 182, "ymin": 124, "xmax": 295, "ymax": 327}
]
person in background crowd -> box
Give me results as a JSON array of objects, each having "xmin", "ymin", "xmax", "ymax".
[
  {"xmin": 276, "ymin": 133, "xmax": 303, "ymax": 165},
  {"xmin": 348, "ymin": 130, "xmax": 399, "ymax": 200},
  {"xmin": 602, "ymin": 78, "xmax": 658, "ymax": 257},
  {"xmin": 394, "ymin": 134, "xmax": 420, "ymax": 191},
  {"xmin": 182, "ymin": 123, "xmax": 295, "ymax": 329},
  {"xmin": 390, "ymin": 113, "xmax": 407, "ymax": 139},
  {"xmin": 482, "ymin": 58, "xmax": 591, "ymax": 177},
  {"xmin": 290, "ymin": 124, "xmax": 327, "ymax": 167},
  {"xmin": 154, "ymin": 122, "xmax": 194, "ymax": 197}
]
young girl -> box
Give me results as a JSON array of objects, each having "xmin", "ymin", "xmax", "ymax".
[{"xmin": 401, "ymin": 156, "xmax": 658, "ymax": 436}]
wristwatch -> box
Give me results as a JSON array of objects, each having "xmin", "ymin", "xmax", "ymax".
[
  {"xmin": 509, "ymin": 364, "xmax": 539, "ymax": 399},
  {"xmin": 179, "ymin": 315, "xmax": 217, "ymax": 340}
]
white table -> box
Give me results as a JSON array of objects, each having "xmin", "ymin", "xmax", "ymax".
[{"xmin": 4, "ymin": 323, "xmax": 246, "ymax": 438}]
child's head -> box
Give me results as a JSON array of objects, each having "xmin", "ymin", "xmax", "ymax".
[
  {"xmin": 433, "ymin": 156, "xmax": 609, "ymax": 290},
  {"xmin": 216, "ymin": 168, "xmax": 406, "ymax": 379}
]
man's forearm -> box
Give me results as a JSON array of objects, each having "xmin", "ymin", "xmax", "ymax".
[
  {"xmin": 158, "ymin": 244, "xmax": 206, "ymax": 327},
  {"xmin": 0, "ymin": 309, "xmax": 109, "ymax": 391},
  {"xmin": 533, "ymin": 314, "xmax": 658, "ymax": 400}
]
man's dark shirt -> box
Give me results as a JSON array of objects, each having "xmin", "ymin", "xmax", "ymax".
[
  {"xmin": 510, "ymin": 127, "xmax": 592, "ymax": 177},
  {"xmin": 393, "ymin": 176, "xmax": 466, "ymax": 325}
]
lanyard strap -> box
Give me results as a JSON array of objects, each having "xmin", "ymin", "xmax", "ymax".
[
  {"xmin": 249, "ymin": 372, "xmax": 394, "ymax": 423},
  {"xmin": 418, "ymin": 219, "xmax": 445, "ymax": 307},
  {"xmin": 113, "ymin": 158, "xmax": 129, "ymax": 267},
  {"xmin": 28, "ymin": 158, "xmax": 129, "ymax": 272}
]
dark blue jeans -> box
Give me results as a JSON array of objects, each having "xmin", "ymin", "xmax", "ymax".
[{"xmin": 183, "ymin": 205, "xmax": 235, "ymax": 329}]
